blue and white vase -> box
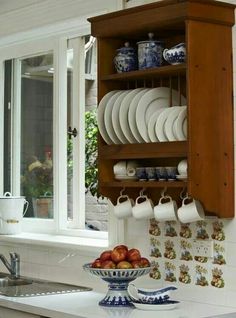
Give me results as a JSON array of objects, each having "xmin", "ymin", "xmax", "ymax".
[
  {"xmin": 114, "ymin": 42, "xmax": 138, "ymax": 73},
  {"xmin": 163, "ymin": 42, "xmax": 186, "ymax": 65},
  {"xmin": 137, "ymin": 33, "xmax": 164, "ymax": 70}
]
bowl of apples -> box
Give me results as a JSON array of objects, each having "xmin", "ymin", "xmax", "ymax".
[{"xmin": 83, "ymin": 244, "xmax": 151, "ymax": 307}]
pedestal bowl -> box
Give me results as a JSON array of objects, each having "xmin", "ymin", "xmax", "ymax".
[{"xmin": 83, "ymin": 263, "xmax": 151, "ymax": 307}]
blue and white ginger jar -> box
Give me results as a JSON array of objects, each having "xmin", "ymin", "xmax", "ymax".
[
  {"xmin": 114, "ymin": 42, "xmax": 138, "ymax": 73},
  {"xmin": 137, "ymin": 33, "xmax": 164, "ymax": 70}
]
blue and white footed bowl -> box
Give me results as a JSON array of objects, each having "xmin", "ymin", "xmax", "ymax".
[
  {"xmin": 137, "ymin": 33, "xmax": 164, "ymax": 70},
  {"xmin": 128, "ymin": 283, "xmax": 177, "ymax": 304},
  {"xmin": 114, "ymin": 42, "xmax": 138, "ymax": 73},
  {"xmin": 83, "ymin": 263, "xmax": 151, "ymax": 307},
  {"xmin": 163, "ymin": 42, "xmax": 186, "ymax": 65}
]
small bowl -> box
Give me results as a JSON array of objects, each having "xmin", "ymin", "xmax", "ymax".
[{"xmin": 128, "ymin": 283, "xmax": 177, "ymax": 304}]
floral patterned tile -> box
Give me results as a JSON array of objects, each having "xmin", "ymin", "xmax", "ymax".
[
  {"xmin": 213, "ymin": 243, "xmax": 226, "ymax": 265},
  {"xmin": 179, "ymin": 223, "xmax": 192, "ymax": 239},
  {"xmin": 149, "ymin": 259, "xmax": 162, "ymax": 280},
  {"xmin": 211, "ymin": 221, "xmax": 226, "ymax": 241},
  {"xmin": 149, "ymin": 218, "xmax": 161, "ymax": 237},
  {"xmin": 164, "ymin": 239, "xmax": 178, "ymax": 260},
  {"xmin": 195, "ymin": 264, "xmax": 209, "ymax": 287},
  {"xmin": 194, "ymin": 221, "xmax": 210, "ymax": 240},
  {"xmin": 150, "ymin": 237, "xmax": 162, "ymax": 258},
  {"xmin": 180, "ymin": 239, "xmax": 193, "ymax": 261},
  {"xmin": 178, "ymin": 262, "xmax": 193, "ymax": 285},
  {"xmin": 210, "ymin": 266, "xmax": 225, "ymax": 288},
  {"xmin": 164, "ymin": 261, "xmax": 177, "ymax": 283}
]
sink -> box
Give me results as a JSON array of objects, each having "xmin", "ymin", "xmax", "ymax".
[
  {"xmin": 0, "ymin": 273, "xmax": 92, "ymax": 297},
  {"xmin": 0, "ymin": 277, "xmax": 32, "ymax": 287}
]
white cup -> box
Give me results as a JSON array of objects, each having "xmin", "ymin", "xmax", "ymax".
[
  {"xmin": 113, "ymin": 161, "xmax": 127, "ymax": 176},
  {"xmin": 177, "ymin": 159, "xmax": 187, "ymax": 175},
  {"xmin": 154, "ymin": 195, "xmax": 177, "ymax": 221},
  {"xmin": 177, "ymin": 197, "xmax": 205, "ymax": 223},
  {"xmin": 114, "ymin": 195, "xmax": 134, "ymax": 219},
  {"xmin": 132, "ymin": 195, "xmax": 154, "ymax": 219}
]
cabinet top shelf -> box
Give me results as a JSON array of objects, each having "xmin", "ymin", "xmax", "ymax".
[
  {"xmin": 88, "ymin": 0, "xmax": 235, "ymax": 38},
  {"xmin": 101, "ymin": 64, "xmax": 186, "ymax": 81}
]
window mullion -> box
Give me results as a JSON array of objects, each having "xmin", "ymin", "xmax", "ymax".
[
  {"xmin": 0, "ymin": 61, "xmax": 4, "ymax": 194},
  {"xmin": 71, "ymin": 37, "xmax": 85, "ymax": 229},
  {"xmin": 54, "ymin": 37, "xmax": 68, "ymax": 231},
  {"xmin": 12, "ymin": 59, "xmax": 21, "ymax": 196}
]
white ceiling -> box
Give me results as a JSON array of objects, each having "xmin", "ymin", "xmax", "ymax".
[{"xmin": 0, "ymin": 0, "xmax": 44, "ymax": 15}]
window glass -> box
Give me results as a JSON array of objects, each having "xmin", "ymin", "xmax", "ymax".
[{"xmin": 20, "ymin": 53, "xmax": 54, "ymax": 219}]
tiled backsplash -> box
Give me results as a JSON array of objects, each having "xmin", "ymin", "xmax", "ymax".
[{"xmin": 148, "ymin": 219, "xmax": 226, "ymax": 288}]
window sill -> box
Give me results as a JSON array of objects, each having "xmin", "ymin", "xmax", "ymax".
[{"xmin": 0, "ymin": 232, "xmax": 109, "ymax": 254}]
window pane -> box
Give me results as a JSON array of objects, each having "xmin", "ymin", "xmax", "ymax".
[
  {"xmin": 67, "ymin": 48, "xmax": 73, "ymax": 220},
  {"xmin": 20, "ymin": 53, "xmax": 54, "ymax": 219},
  {"xmin": 3, "ymin": 60, "xmax": 12, "ymax": 193}
]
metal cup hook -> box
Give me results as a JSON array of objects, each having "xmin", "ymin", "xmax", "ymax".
[
  {"xmin": 161, "ymin": 187, "xmax": 167, "ymax": 198},
  {"xmin": 139, "ymin": 188, "xmax": 146, "ymax": 196},
  {"xmin": 180, "ymin": 187, "xmax": 188, "ymax": 199},
  {"xmin": 120, "ymin": 188, "xmax": 126, "ymax": 196}
]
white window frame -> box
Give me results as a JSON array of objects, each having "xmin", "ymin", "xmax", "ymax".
[{"xmin": 0, "ymin": 29, "xmax": 124, "ymax": 247}]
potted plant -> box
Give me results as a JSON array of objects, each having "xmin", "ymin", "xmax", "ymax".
[{"xmin": 21, "ymin": 152, "xmax": 53, "ymax": 218}]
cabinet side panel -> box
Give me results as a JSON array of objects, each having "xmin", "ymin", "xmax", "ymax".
[{"xmin": 187, "ymin": 20, "xmax": 234, "ymax": 217}]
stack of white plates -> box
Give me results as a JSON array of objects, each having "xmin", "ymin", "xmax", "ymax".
[{"xmin": 97, "ymin": 87, "xmax": 187, "ymax": 144}]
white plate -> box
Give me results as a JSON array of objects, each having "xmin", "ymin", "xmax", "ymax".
[
  {"xmin": 133, "ymin": 300, "xmax": 179, "ymax": 311},
  {"xmin": 176, "ymin": 174, "xmax": 187, "ymax": 180},
  {"xmin": 111, "ymin": 90, "xmax": 131, "ymax": 144},
  {"xmin": 115, "ymin": 175, "xmax": 138, "ymax": 181},
  {"xmin": 104, "ymin": 91, "xmax": 124, "ymax": 144},
  {"xmin": 136, "ymin": 87, "xmax": 186, "ymax": 142},
  {"xmin": 147, "ymin": 108, "xmax": 165, "ymax": 142},
  {"xmin": 97, "ymin": 90, "xmax": 119, "ymax": 145},
  {"xmin": 174, "ymin": 106, "xmax": 187, "ymax": 141},
  {"xmin": 128, "ymin": 88, "xmax": 150, "ymax": 143},
  {"xmin": 155, "ymin": 107, "xmax": 175, "ymax": 142},
  {"xmin": 183, "ymin": 117, "xmax": 187, "ymax": 138},
  {"xmin": 119, "ymin": 88, "xmax": 145, "ymax": 143},
  {"xmin": 164, "ymin": 106, "xmax": 184, "ymax": 141}
]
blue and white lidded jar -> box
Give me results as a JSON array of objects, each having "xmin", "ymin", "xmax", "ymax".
[
  {"xmin": 137, "ymin": 33, "xmax": 164, "ymax": 70},
  {"xmin": 114, "ymin": 42, "xmax": 138, "ymax": 73}
]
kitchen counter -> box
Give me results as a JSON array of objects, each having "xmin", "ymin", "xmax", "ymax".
[{"xmin": 0, "ymin": 291, "xmax": 236, "ymax": 318}]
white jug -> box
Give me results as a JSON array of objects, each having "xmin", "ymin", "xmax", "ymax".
[{"xmin": 0, "ymin": 192, "xmax": 29, "ymax": 234}]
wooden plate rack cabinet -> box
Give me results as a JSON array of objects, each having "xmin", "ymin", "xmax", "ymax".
[{"xmin": 88, "ymin": 0, "xmax": 235, "ymax": 218}]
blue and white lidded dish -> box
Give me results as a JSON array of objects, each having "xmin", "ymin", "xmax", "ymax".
[
  {"xmin": 163, "ymin": 42, "xmax": 186, "ymax": 65},
  {"xmin": 114, "ymin": 42, "xmax": 138, "ymax": 73},
  {"xmin": 137, "ymin": 33, "xmax": 164, "ymax": 70}
]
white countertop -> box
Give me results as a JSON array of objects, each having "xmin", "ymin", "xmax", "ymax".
[{"xmin": 0, "ymin": 291, "xmax": 236, "ymax": 318}]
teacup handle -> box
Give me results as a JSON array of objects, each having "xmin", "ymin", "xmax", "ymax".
[
  {"xmin": 159, "ymin": 195, "xmax": 172, "ymax": 205},
  {"xmin": 127, "ymin": 283, "xmax": 139, "ymax": 302},
  {"xmin": 163, "ymin": 48, "xmax": 169, "ymax": 61},
  {"xmin": 182, "ymin": 196, "xmax": 192, "ymax": 207},
  {"xmin": 4, "ymin": 192, "xmax": 12, "ymax": 197},
  {"xmin": 117, "ymin": 195, "xmax": 129, "ymax": 204},
  {"xmin": 23, "ymin": 200, "xmax": 29, "ymax": 216},
  {"xmin": 135, "ymin": 195, "xmax": 148, "ymax": 205}
]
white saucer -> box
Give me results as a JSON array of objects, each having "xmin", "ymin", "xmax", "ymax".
[
  {"xmin": 176, "ymin": 174, "xmax": 187, "ymax": 180},
  {"xmin": 115, "ymin": 175, "xmax": 138, "ymax": 181},
  {"xmin": 132, "ymin": 300, "xmax": 179, "ymax": 311}
]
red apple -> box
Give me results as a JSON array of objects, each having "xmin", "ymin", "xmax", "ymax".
[
  {"xmin": 111, "ymin": 247, "xmax": 128, "ymax": 264},
  {"xmin": 113, "ymin": 245, "xmax": 128, "ymax": 252},
  {"xmin": 91, "ymin": 258, "xmax": 102, "ymax": 268},
  {"xmin": 139, "ymin": 257, "xmax": 151, "ymax": 268},
  {"xmin": 117, "ymin": 261, "xmax": 133, "ymax": 269},
  {"xmin": 100, "ymin": 250, "xmax": 112, "ymax": 262},
  {"xmin": 101, "ymin": 260, "xmax": 116, "ymax": 269},
  {"xmin": 127, "ymin": 248, "xmax": 141, "ymax": 262},
  {"xmin": 131, "ymin": 260, "xmax": 142, "ymax": 268}
]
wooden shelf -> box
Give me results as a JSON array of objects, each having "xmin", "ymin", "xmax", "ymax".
[
  {"xmin": 100, "ymin": 141, "xmax": 187, "ymax": 160},
  {"xmin": 101, "ymin": 64, "xmax": 186, "ymax": 81},
  {"xmin": 100, "ymin": 181, "xmax": 187, "ymax": 188}
]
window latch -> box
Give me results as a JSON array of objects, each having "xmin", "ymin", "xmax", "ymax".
[{"xmin": 68, "ymin": 126, "xmax": 78, "ymax": 139}]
